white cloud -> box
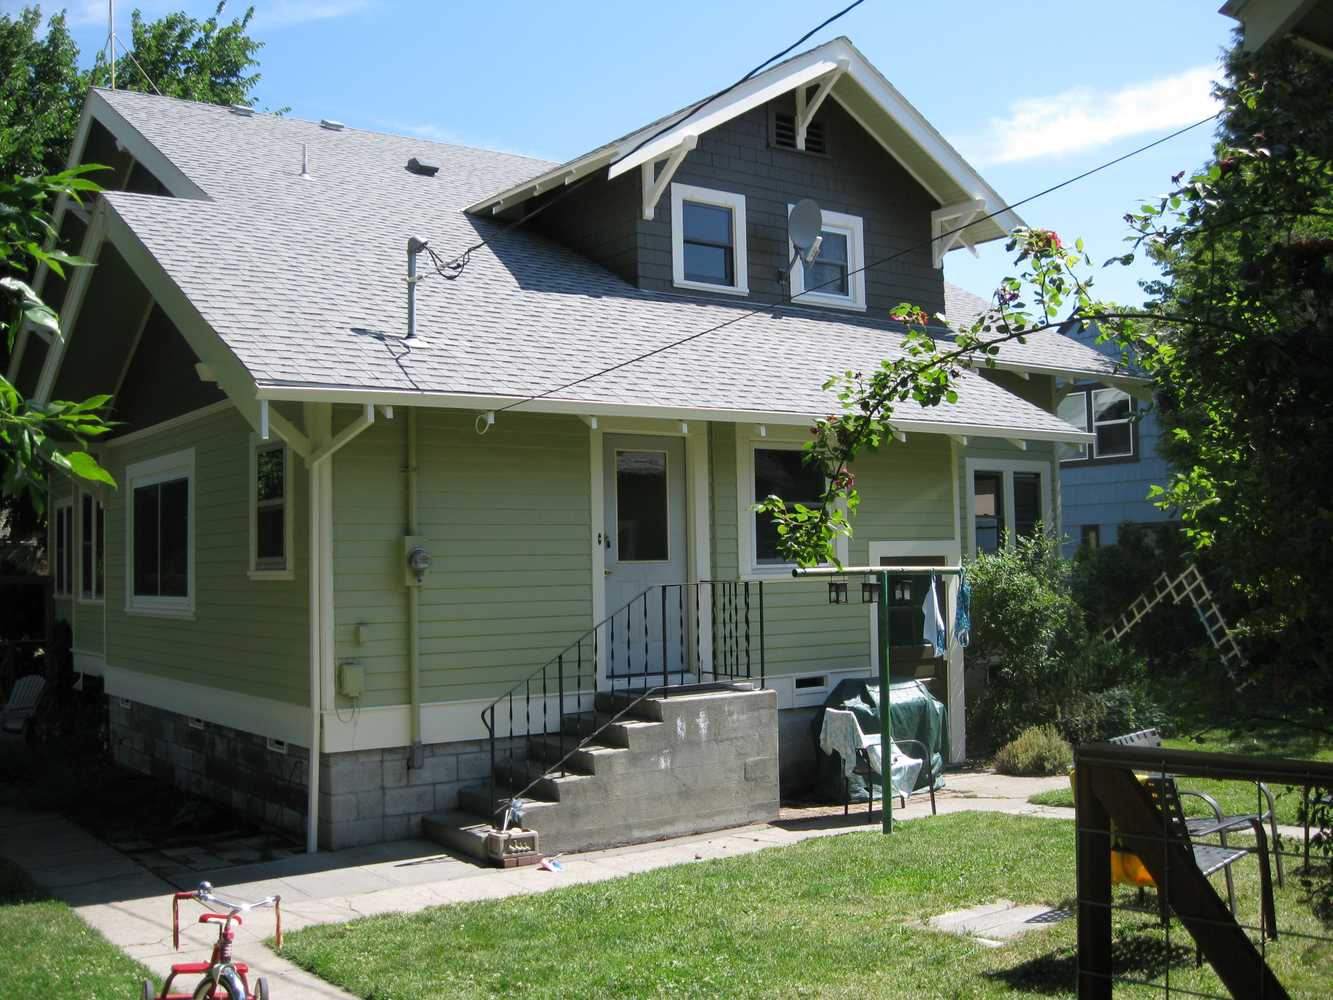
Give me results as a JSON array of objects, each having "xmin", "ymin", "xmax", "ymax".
[
  {"xmin": 252, "ymin": 0, "xmax": 372, "ymax": 28},
  {"xmin": 969, "ymin": 66, "xmax": 1221, "ymax": 166},
  {"xmin": 380, "ymin": 120, "xmax": 550, "ymax": 161},
  {"xmin": 0, "ymin": 0, "xmax": 369, "ymax": 29}
]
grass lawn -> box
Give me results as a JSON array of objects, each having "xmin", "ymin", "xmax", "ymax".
[
  {"xmin": 0, "ymin": 858, "xmax": 156, "ymax": 999},
  {"xmin": 1028, "ymin": 728, "xmax": 1333, "ymax": 825},
  {"xmin": 281, "ymin": 812, "xmax": 1332, "ymax": 999}
]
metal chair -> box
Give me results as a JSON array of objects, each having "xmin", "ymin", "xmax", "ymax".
[{"xmin": 843, "ymin": 736, "xmax": 938, "ymax": 818}]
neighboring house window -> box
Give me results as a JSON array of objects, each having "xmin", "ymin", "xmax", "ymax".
[
  {"xmin": 52, "ymin": 500, "xmax": 73, "ymax": 597},
  {"xmin": 966, "ymin": 459, "xmax": 1051, "ymax": 556},
  {"xmin": 79, "ymin": 492, "xmax": 105, "ymax": 601},
  {"xmin": 671, "ymin": 183, "xmax": 749, "ymax": 295},
  {"xmin": 1058, "ymin": 387, "xmax": 1135, "ymax": 462},
  {"xmin": 126, "ymin": 449, "xmax": 194, "ymax": 615},
  {"xmin": 250, "ymin": 440, "xmax": 291, "ymax": 577},
  {"xmin": 1081, "ymin": 524, "xmax": 1101, "ymax": 549},
  {"xmin": 788, "ymin": 206, "xmax": 865, "ymax": 311}
]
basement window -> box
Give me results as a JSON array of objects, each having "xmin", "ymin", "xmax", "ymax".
[{"xmin": 671, "ymin": 183, "xmax": 749, "ymax": 295}]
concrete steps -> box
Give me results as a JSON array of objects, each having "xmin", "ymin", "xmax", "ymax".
[{"xmin": 422, "ymin": 684, "xmax": 779, "ymax": 860}]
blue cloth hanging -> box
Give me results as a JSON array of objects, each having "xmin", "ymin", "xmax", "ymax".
[
  {"xmin": 921, "ymin": 571, "xmax": 947, "ymax": 657},
  {"xmin": 954, "ymin": 566, "xmax": 972, "ymax": 649}
]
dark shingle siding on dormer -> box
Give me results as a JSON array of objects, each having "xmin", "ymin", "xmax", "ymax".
[
  {"xmin": 634, "ymin": 96, "xmax": 944, "ymax": 317},
  {"xmin": 526, "ymin": 168, "xmax": 642, "ymax": 285}
]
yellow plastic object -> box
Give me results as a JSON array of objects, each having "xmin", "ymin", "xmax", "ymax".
[{"xmin": 1069, "ymin": 768, "xmax": 1157, "ymax": 888}]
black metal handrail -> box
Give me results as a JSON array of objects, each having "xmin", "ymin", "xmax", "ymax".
[{"xmin": 479, "ymin": 580, "xmax": 765, "ymax": 822}]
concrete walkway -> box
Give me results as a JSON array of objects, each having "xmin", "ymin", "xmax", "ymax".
[{"xmin": 2, "ymin": 772, "xmax": 1074, "ymax": 1000}]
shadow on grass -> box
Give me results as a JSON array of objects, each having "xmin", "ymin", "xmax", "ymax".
[{"xmin": 985, "ymin": 931, "xmax": 1198, "ymax": 995}]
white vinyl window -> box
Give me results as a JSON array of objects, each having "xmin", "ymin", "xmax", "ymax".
[
  {"xmin": 966, "ymin": 458, "xmax": 1051, "ymax": 557},
  {"xmin": 671, "ymin": 183, "xmax": 748, "ymax": 295},
  {"xmin": 79, "ymin": 491, "xmax": 105, "ymax": 602},
  {"xmin": 788, "ymin": 206, "xmax": 865, "ymax": 311},
  {"xmin": 125, "ymin": 448, "xmax": 195, "ymax": 616},
  {"xmin": 52, "ymin": 499, "xmax": 73, "ymax": 597},
  {"xmin": 736, "ymin": 437, "xmax": 847, "ymax": 576},
  {"xmin": 249, "ymin": 439, "xmax": 292, "ymax": 579},
  {"xmin": 1058, "ymin": 388, "xmax": 1135, "ymax": 462}
]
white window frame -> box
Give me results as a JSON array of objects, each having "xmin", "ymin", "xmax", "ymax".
[
  {"xmin": 125, "ymin": 447, "xmax": 196, "ymax": 618},
  {"xmin": 787, "ymin": 205, "xmax": 866, "ymax": 311},
  {"xmin": 736, "ymin": 433, "xmax": 848, "ymax": 579},
  {"xmin": 77, "ymin": 488, "xmax": 106, "ymax": 604},
  {"xmin": 671, "ymin": 183, "xmax": 749, "ymax": 296},
  {"xmin": 1091, "ymin": 387, "xmax": 1135, "ymax": 459},
  {"xmin": 51, "ymin": 497, "xmax": 74, "ymax": 597},
  {"xmin": 964, "ymin": 456, "xmax": 1052, "ymax": 557},
  {"xmin": 249, "ymin": 436, "xmax": 294, "ymax": 580}
]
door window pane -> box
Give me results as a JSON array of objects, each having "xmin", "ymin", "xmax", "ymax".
[
  {"xmin": 616, "ymin": 451, "xmax": 669, "ymax": 561},
  {"xmin": 682, "ymin": 201, "xmax": 735, "ymax": 286},
  {"xmin": 1013, "ymin": 472, "xmax": 1043, "ymax": 539},
  {"xmin": 973, "ymin": 472, "xmax": 1004, "ymax": 554},
  {"xmin": 754, "ymin": 448, "xmax": 825, "ymax": 564},
  {"xmin": 1057, "ymin": 391, "xmax": 1089, "ymax": 462}
]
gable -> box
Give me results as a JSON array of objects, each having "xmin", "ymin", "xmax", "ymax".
[{"xmin": 113, "ymin": 305, "xmax": 225, "ymax": 433}]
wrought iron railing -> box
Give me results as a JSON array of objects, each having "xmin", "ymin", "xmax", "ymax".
[{"xmin": 479, "ymin": 580, "xmax": 765, "ymax": 821}]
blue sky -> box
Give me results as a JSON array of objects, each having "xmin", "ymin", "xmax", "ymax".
[{"xmin": 24, "ymin": 0, "xmax": 1238, "ymax": 306}]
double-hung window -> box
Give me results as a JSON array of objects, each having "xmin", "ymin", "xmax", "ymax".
[
  {"xmin": 967, "ymin": 459, "xmax": 1050, "ymax": 556},
  {"xmin": 671, "ymin": 183, "xmax": 748, "ymax": 295},
  {"xmin": 79, "ymin": 492, "xmax": 105, "ymax": 601},
  {"xmin": 738, "ymin": 438, "xmax": 847, "ymax": 574},
  {"xmin": 787, "ymin": 206, "xmax": 865, "ymax": 311},
  {"xmin": 52, "ymin": 500, "xmax": 73, "ymax": 597},
  {"xmin": 126, "ymin": 449, "xmax": 194, "ymax": 615},
  {"xmin": 1058, "ymin": 387, "xmax": 1135, "ymax": 462},
  {"xmin": 250, "ymin": 440, "xmax": 291, "ymax": 578}
]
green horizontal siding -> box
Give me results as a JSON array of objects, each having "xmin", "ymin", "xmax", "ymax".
[
  {"xmin": 331, "ymin": 411, "xmax": 593, "ymax": 709},
  {"xmin": 102, "ymin": 408, "xmax": 309, "ymax": 704}
]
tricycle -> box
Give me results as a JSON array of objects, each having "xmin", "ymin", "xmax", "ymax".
[{"xmin": 142, "ymin": 881, "xmax": 282, "ymax": 1000}]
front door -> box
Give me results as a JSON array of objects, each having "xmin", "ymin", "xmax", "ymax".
[{"xmin": 603, "ymin": 434, "xmax": 688, "ymax": 679}]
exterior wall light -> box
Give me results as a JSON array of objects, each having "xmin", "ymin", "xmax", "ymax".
[
  {"xmin": 861, "ymin": 577, "xmax": 881, "ymax": 603},
  {"xmin": 827, "ymin": 581, "xmax": 849, "ymax": 604}
]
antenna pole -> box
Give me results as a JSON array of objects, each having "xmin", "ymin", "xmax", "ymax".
[{"xmin": 108, "ymin": 0, "xmax": 115, "ymax": 89}]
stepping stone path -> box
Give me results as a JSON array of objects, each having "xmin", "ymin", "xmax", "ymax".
[{"xmin": 927, "ymin": 899, "xmax": 1072, "ymax": 947}]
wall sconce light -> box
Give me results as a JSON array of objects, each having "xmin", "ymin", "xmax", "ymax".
[{"xmin": 827, "ymin": 581, "xmax": 849, "ymax": 604}]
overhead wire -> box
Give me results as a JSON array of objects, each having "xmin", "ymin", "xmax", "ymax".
[
  {"xmin": 421, "ymin": 0, "xmax": 869, "ymax": 281},
  {"xmin": 486, "ymin": 109, "xmax": 1222, "ymax": 417}
]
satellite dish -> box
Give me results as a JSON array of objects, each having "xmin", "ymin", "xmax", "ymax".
[{"xmin": 788, "ymin": 198, "xmax": 824, "ymax": 255}]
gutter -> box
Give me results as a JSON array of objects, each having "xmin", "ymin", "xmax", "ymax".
[{"xmin": 305, "ymin": 402, "xmax": 381, "ymax": 853}]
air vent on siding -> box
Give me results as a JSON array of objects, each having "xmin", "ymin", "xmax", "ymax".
[{"xmin": 772, "ymin": 110, "xmax": 827, "ymax": 155}]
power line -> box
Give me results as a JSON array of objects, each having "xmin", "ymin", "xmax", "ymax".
[
  {"xmin": 423, "ymin": 0, "xmax": 868, "ymax": 281},
  {"xmin": 490, "ymin": 109, "xmax": 1221, "ymax": 416}
]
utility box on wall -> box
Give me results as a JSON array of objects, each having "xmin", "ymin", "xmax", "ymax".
[{"xmin": 337, "ymin": 662, "xmax": 365, "ymax": 700}]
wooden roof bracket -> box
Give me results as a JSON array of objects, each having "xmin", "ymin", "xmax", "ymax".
[
  {"xmin": 640, "ymin": 135, "xmax": 698, "ymax": 220},
  {"xmin": 795, "ymin": 58, "xmax": 849, "ymax": 150},
  {"xmin": 931, "ymin": 198, "xmax": 987, "ymax": 268}
]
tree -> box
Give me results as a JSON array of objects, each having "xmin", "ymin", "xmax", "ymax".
[{"xmin": 0, "ymin": 7, "xmax": 82, "ymax": 180}]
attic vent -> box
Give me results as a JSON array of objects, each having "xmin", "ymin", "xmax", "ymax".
[
  {"xmin": 320, "ymin": 118, "xmax": 345, "ymax": 131},
  {"xmin": 772, "ymin": 110, "xmax": 827, "ymax": 155},
  {"xmin": 406, "ymin": 157, "xmax": 440, "ymax": 177},
  {"xmin": 229, "ymin": 104, "xmax": 255, "ymax": 118}
]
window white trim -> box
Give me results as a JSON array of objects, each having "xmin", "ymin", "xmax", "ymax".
[
  {"xmin": 124, "ymin": 447, "xmax": 196, "ymax": 618},
  {"xmin": 77, "ymin": 488, "xmax": 107, "ymax": 604},
  {"xmin": 964, "ymin": 456, "xmax": 1053, "ymax": 557},
  {"xmin": 787, "ymin": 205, "xmax": 866, "ymax": 311},
  {"xmin": 670, "ymin": 183, "xmax": 749, "ymax": 296},
  {"xmin": 51, "ymin": 497, "xmax": 74, "ymax": 598},
  {"xmin": 248, "ymin": 436, "xmax": 294, "ymax": 581},
  {"xmin": 736, "ymin": 431, "xmax": 847, "ymax": 579}
]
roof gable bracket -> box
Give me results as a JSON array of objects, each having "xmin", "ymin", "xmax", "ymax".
[
  {"xmin": 931, "ymin": 199, "xmax": 987, "ymax": 268},
  {"xmin": 795, "ymin": 58, "xmax": 848, "ymax": 150},
  {"xmin": 640, "ymin": 134, "xmax": 697, "ymax": 221}
]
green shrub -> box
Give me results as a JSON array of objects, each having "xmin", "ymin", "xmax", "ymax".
[{"xmin": 994, "ymin": 725, "xmax": 1074, "ymax": 776}]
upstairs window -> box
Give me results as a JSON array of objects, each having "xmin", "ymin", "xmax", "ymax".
[
  {"xmin": 250, "ymin": 440, "xmax": 291, "ymax": 578},
  {"xmin": 788, "ymin": 206, "xmax": 865, "ymax": 311},
  {"xmin": 671, "ymin": 183, "xmax": 748, "ymax": 295},
  {"xmin": 79, "ymin": 492, "xmax": 105, "ymax": 601},
  {"xmin": 126, "ymin": 449, "xmax": 194, "ymax": 615}
]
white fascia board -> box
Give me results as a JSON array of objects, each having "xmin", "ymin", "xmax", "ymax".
[{"xmin": 253, "ymin": 383, "xmax": 1095, "ymax": 444}]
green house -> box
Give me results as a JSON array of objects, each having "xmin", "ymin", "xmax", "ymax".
[{"xmin": 14, "ymin": 37, "xmax": 1133, "ymax": 853}]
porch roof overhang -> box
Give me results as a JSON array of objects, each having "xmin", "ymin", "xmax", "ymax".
[
  {"xmin": 252, "ymin": 382, "xmax": 1096, "ymax": 446},
  {"xmin": 465, "ymin": 37, "xmax": 1022, "ymax": 251}
]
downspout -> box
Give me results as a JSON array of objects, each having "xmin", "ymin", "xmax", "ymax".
[
  {"xmin": 406, "ymin": 408, "xmax": 423, "ymax": 768},
  {"xmin": 304, "ymin": 402, "xmax": 382, "ymax": 853}
]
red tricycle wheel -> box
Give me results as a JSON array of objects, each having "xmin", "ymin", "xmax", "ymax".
[{"xmin": 254, "ymin": 977, "xmax": 270, "ymax": 1000}]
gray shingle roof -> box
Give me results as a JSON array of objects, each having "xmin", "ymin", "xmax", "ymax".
[
  {"xmin": 93, "ymin": 88, "xmax": 1086, "ymax": 441},
  {"xmin": 942, "ymin": 281, "xmax": 1143, "ymax": 381}
]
